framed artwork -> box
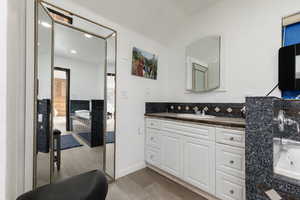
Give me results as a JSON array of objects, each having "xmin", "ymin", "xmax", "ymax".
[{"xmin": 132, "ymin": 47, "xmax": 158, "ymax": 80}]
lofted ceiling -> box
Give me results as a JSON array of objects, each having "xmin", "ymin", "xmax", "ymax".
[{"xmin": 62, "ymin": 0, "xmax": 222, "ymax": 45}]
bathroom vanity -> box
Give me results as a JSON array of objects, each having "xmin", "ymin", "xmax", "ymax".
[{"xmin": 144, "ymin": 113, "xmax": 245, "ymax": 200}]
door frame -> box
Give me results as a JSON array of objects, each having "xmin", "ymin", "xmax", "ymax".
[{"xmin": 53, "ymin": 67, "xmax": 70, "ymax": 131}]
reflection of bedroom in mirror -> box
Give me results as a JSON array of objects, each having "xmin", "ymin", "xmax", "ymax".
[
  {"xmin": 52, "ymin": 23, "xmax": 106, "ymax": 182},
  {"xmin": 35, "ymin": 1, "xmax": 116, "ymax": 188}
]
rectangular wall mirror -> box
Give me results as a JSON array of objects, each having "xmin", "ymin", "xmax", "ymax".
[
  {"xmin": 34, "ymin": 1, "xmax": 117, "ymax": 188},
  {"xmin": 186, "ymin": 36, "xmax": 221, "ymax": 92}
]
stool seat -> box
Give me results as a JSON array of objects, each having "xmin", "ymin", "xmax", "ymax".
[
  {"xmin": 53, "ymin": 129, "xmax": 61, "ymax": 136},
  {"xmin": 17, "ymin": 170, "xmax": 108, "ymax": 200}
]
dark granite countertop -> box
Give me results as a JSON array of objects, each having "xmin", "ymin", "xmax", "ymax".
[{"xmin": 144, "ymin": 112, "xmax": 245, "ymax": 128}]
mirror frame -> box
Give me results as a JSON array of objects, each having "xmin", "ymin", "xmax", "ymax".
[{"xmin": 34, "ymin": 0, "xmax": 117, "ymax": 188}]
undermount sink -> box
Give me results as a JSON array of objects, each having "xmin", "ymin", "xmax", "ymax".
[{"xmin": 176, "ymin": 113, "xmax": 216, "ymax": 119}]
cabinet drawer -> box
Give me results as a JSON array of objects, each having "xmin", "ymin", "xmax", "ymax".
[
  {"xmin": 146, "ymin": 147, "xmax": 161, "ymax": 168},
  {"xmin": 216, "ymin": 171, "xmax": 245, "ymax": 200},
  {"xmin": 162, "ymin": 120, "xmax": 215, "ymax": 141},
  {"xmin": 216, "ymin": 144, "xmax": 245, "ymax": 179},
  {"xmin": 146, "ymin": 129, "xmax": 161, "ymax": 149},
  {"xmin": 146, "ymin": 118, "xmax": 161, "ymax": 129},
  {"xmin": 216, "ymin": 128, "xmax": 245, "ymax": 148}
]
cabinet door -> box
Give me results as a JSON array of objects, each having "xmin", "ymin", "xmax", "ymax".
[
  {"xmin": 183, "ymin": 136, "xmax": 216, "ymax": 194},
  {"xmin": 161, "ymin": 132, "xmax": 182, "ymax": 178}
]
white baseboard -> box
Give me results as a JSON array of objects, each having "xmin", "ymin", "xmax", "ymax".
[{"xmin": 116, "ymin": 161, "xmax": 146, "ymax": 179}]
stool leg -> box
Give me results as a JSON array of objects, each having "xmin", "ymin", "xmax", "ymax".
[
  {"xmin": 57, "ymin": 135, "xmax": 61, "ymax": 171},
  {"xmin": 70, "ymin": 118, "xmax": 73, "ymax": 131},
  {"xmin": 53, "ymin": 135, "xmax": 57, "ymax": 170}
]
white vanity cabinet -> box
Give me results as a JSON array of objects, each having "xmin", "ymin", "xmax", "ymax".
[{"xmin": 145, "ymin": 117, "xmax": 245, "ymax": 200}]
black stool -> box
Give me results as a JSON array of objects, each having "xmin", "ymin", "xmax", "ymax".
[{"xmin": 16, "ymin": 170, "xmax": 108, "ymax": 200}]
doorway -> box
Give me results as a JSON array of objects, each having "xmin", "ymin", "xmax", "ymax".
[{"xmin": 53, "ymin": 67, "xmax": 70, "ymax": 132}]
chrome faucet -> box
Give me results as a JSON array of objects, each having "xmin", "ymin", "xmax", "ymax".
[
  {"xmin": 193, "ymin": 106, "xmax": 208, "ymax": 116},
  {"xmin": 202, "ymin": 107, "xmax": 209, "ymax": 116},
  {"xmin": 274, "ymin": 110, "xmax": 300, "ymax": 133},
  {"xmin": 193, "ymin": 106, "xmax": 201, "ymax": 115}
]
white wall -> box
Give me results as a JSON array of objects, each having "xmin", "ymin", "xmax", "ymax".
[
  {"xmin": 0, "ymin": 1, "xmax": 8, "ymax": 200},
  {"xmin": 37, "ymin": 53, "xmax": 52, "ymax": 99},
  {"xmin": 5, "ymin": 0, "xmax": 27, "ymax": 199},
  {"xmin": 54, "ymin": 56, "xmax": 105, "ymax": 100},
  {"xmin": 38, "ymin": 54, "xmax": 105, "ymax": 100},
  {"xmin": 115, "ymin": 30, "xmax": 169, "ymax": 177},
  {"xmin": 167, "ymin": 0, "xmax": 300, "ymax": 103}
]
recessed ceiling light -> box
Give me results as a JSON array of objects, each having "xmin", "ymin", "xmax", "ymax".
[
  {"xmin": 70, "ymin": 50, "xmax": 77, "ymax": 54},
  {"xmin": 41, "ymin": 21, "xmax": 52, "ymax": 28},
  {"xmin": 84, "ymin": 33, "xmax": 93, "ymax": 38}
]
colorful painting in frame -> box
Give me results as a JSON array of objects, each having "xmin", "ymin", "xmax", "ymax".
[{"xmin": 132, "ymin": 47, "xmax": 158, "ymax": 80}]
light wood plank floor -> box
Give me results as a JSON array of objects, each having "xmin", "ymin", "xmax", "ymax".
[
  {"xmin": 37, "ymin": 116, "xmax": 115, "ymax": 186},
  {"xmin": 107, "ymin": 168, "xmax": 207, "ymax": 200}
]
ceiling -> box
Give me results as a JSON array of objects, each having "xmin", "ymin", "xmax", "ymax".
[
  {"xmin": 54, "ymin": 23, "xmax": 106, "ymax": 64},
  {"xmin": 49, "ymin": 0, "xmax": 222, "ymax": 45},
  {"xmin": 172, "ymin": 0, "xmax": 222, "ymax": 15},
  {"xmin": 38, "ymin": 4, "xmax": 117, "ymax": 70}
]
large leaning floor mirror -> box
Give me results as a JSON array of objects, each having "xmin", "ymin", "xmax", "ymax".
[{"xmin": 35, "ymin": 1, "xmax": 116, "ymax": 188}]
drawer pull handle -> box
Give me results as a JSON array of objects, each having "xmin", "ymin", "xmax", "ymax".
[
  {"xmin": 229, "ymin": 137, "xmax": 234, "ymax": 141},
  {"xmin": 150, "ymin": 155, "xmax": 154, "ymax": 159},
  {"xmin": 230, "ymin": 190, "xmax": 234, "ymax": 194},
  {"xmin": 230, "ymin": 160, "xmax": 234, "ymax": 164},
  {"xmin": 151, "ymin": 123, "xmax": 154, "ymax": 126},
  {"xmin": 150, "ymin": 137, "xmax": 154, "ymax": 141}
]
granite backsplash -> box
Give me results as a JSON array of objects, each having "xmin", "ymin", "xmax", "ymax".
[{"xmin": 145, "ymin": 102, "xmax": 245, "ymax": 118}]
